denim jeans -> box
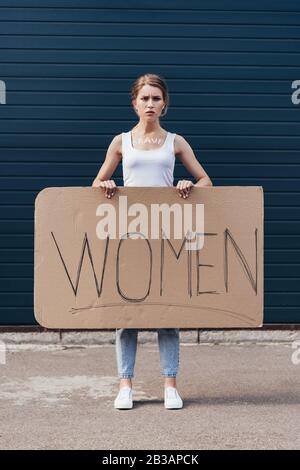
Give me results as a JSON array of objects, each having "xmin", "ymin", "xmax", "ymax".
[{"xmin": 115, "ymin": 328, "xmax": 180, "ymax": 378}]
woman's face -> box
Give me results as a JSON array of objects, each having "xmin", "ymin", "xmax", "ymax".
[{"xmin": 133, "ymin": 84, "xmax": 165, "ymax": 120}]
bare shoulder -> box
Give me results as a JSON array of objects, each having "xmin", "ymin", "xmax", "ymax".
[
  {"xmin": 174, "ymin": 134, "xmax": 188, "ymax": 157},
  {"xmin": 109, "ymin": 133, "xmax": 123, "ymax": 158}
]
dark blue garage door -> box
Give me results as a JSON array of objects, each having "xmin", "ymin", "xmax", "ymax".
[{"xmin": 0, "ymin": 0, "xmax": 300, "ymax": 324}]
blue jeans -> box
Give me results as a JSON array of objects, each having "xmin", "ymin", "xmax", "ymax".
[{"xmin": 115, "ymin": 328, "xmax": 180, "ymax": 378}]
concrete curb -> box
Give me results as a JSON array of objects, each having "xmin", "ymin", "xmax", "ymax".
[
  {"xmin": 199, "ymin": 330, "xmax": 300, "ymax": 344},
  {"xmin": 1, "ymin": 329, "xmax": 300, "ymax": 350}
]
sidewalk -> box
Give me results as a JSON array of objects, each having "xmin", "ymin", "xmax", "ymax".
[{"xmin": 0, "ymin": 341, "xmax": 299, "ymax": 450}]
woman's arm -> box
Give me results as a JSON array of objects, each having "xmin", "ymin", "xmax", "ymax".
[
  {"xmin": 92, "ymin": 134, "xmax": 122, "ymax": 186},
  {"xmin": 92, "ymin": 134, "xmax": 122, "ymax": 197},
  {"xmin": 175, "ymin": 134, "xmax": 213, "ymax": 187},
  {"xmin": 175, "ymin": 135, "xmax": 213, "ymax": 197}
]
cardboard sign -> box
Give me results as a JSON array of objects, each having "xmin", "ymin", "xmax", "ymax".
[{"xmin": 34, "ymin": 186, "xmax": 264, "ymax": 328}]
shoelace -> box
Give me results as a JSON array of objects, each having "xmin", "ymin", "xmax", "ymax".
[
  {"xmin": 119, "ymin": 387, "xmax": 131, "ymax": 397},
  {"xmin": 165, "ymin": 387, "xmax": 177, "ymax": 399}
]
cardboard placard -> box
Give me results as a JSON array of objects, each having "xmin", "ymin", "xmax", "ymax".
[{"xmin": 34, "ymin": 186, "xmax": 264, "ymax": 328}]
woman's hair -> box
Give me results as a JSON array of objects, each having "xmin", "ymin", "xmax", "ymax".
[{"xmin": 130, "ymin": 73, "xmax": 169, "ymax": 117}]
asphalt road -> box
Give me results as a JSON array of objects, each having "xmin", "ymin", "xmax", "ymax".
[{"xmin": 0, "ymin": 342, "xmax": 299, "ymax": 450}]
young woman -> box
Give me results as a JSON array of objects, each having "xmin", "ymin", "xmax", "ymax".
[{"xmin": 92, "ymin": 74, "xmax": 213, "ymax": 410}]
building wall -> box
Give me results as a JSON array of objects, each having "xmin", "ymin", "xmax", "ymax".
[{"xmin": 0, "ymin": 0, "xmax": 299, "ymax": 324}]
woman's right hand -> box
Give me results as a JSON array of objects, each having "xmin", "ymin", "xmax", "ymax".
[{"xmin": 93, "ymin": 179, "xmax": 117, "ymax": 198}]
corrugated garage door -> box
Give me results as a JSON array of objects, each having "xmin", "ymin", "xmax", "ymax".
[{"xmin": 0, "ymin": 0, "xmax": 299, "ymax": 325}]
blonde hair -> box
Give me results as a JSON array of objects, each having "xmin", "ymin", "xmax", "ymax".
[{"xmin": 130, "ymin": 73, "xmax": 169, "ymax": 117}]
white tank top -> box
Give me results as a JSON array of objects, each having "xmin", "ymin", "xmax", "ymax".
[{"xmin": 121, "ymin": 130, "xmax": 176, "ymax": 187}]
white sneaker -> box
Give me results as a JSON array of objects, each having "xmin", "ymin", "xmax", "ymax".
[
  {"xmin": 114, "ymin": 386, "xmax": 133, "ymax": 409},
  {"xmin": 164, "ymin": 387, "xmax": 183, "ymax": 409}
]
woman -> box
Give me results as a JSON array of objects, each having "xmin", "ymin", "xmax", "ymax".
[{"xmin": 92, "ymin": 73, "xmax": 213, "ymax": 410}]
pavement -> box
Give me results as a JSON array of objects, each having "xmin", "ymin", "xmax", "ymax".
[{"xmin": 0, "ymin": 342, "xmax": 299, "ymax": 450}]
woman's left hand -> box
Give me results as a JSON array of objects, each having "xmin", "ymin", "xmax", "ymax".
[{"xmin": 176, "ymin": 180, "xmax": 194, "ymax": 198}]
